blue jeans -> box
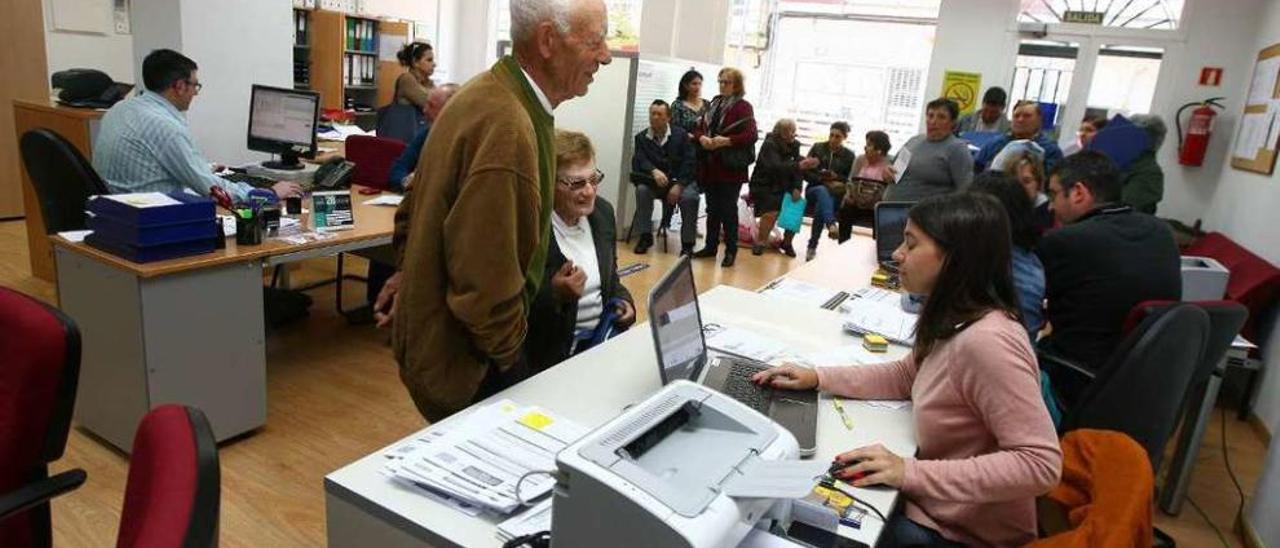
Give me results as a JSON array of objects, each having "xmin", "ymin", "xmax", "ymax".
[
  {"xmin": 806, "ymin": 185, "xmax": 835, "ymax": 249},
  {"xmin": 884, "ymin": 514, "xmax": 966, "ymax": 547}
]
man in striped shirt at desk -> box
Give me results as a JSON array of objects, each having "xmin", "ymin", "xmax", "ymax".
[{"xmin": 94, "ymin": 49, "xmax": 301, "ymax": 200}]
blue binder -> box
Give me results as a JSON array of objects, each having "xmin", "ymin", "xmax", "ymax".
[
  {"xmin": 86, "ymin": 192, "xmax": 215, "ymax": 226},
  {"xmin": 87, "ymin": 215, "xmax": 217, "ymax": 247},
  {"xmin": 84, "ymin": 232, "xmax": 216, "ymax": 263}
]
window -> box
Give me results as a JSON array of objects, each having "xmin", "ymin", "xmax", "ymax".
[
  {"xmin": 1018, "ymin": 0, "xmax": 1186, "ymax": 30},
  {"xmin": 490, "ymin": 0, "xmax": 641, "ymax": 54},
  {"xmin": 723, "ymin": 0, "xmax": 940, "ymax": 154}
]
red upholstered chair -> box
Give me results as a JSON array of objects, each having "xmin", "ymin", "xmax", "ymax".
[
  {"xmin": 0, "ymin": 288, "xmax": 86, "ymax": 548},
  {"xmin": 117, "ymin": 405, "xmax": 220, "ymax": 548},
  {"xmin": 344, "ymin": 134, "xmax": 407, "ymax": 192}
]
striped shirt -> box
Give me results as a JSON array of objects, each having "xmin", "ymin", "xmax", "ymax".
[{"xmin": 93, "ymin": 91, "xmax": 252, "ymax": 200}]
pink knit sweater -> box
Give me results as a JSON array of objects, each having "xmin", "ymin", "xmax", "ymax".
[{"xmin": 816, "ymin": 311, "xmax": 1062, "ymax": 547}]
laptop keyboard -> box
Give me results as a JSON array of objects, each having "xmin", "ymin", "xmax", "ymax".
[
  {"xmin": 220, "ymin": 172, "xmax": 277, "ymax": 189},
  {"xmin": 723, "ymin": 360, "xmax": 772, "ymax": 414}
]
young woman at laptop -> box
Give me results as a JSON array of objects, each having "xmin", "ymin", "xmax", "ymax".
[{"xmin": 753, "ymin": 192, "xmax": 1061, "ymax": 547}]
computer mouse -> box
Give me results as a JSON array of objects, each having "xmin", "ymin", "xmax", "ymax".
[{"xmin": 828, "ymin": 458, "xmax": 869, "ymax": 481}]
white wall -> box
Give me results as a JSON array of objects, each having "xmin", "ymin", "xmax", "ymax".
[
  {"xmin": 922, "ymin": 0, "xmax": 1020, "ymax": 112},
  {"xmin": 639, "ymin": 0, "xmax": 730, "ymax": 65},
  {"xmin": 436, "ymin": 0, "xmax": 491, "ymax": 84},
  {"xmin": 358, "ymin": 0, "xmax": 438, "ymax": 22},
  {"xmin": 556, "ymin": 54, "xmax": 638, "ymax": 230},
  {"xmin": 42, "ymin": 0, "xmax": 136, "ymax": 84},
  {"xmin": 1247, "ymin": 430, "xmax": 1280, "ymax": 547}
]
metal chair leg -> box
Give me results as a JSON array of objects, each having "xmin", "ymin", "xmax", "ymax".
[{"xmin": 1159, "ymin": 370, "xmax": 1223, "ymax": 515}]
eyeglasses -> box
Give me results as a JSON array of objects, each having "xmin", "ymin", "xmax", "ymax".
[
  {"xmin": 185, "ymin": 79, "xmax": 203, "ymax": 92},
  {"xmin": 556, "ymin": 169, "xmax": 605, "ymax": 191}
]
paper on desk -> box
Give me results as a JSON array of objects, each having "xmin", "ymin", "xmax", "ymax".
[
  {"xmin": 278, "ymin": 231, "xmax": 337, "ymax": 245},
  {"xmin": 388, "ymin": 400, "xmax": 587, "ymax": 515},
  {"xmin": 891, "ymin": 147, "xmax": 911, "ymax": 183},
  {"xmin": 363, "ymin": 194, "xmax": 404, "ymax": 207},
  {"xmin": 797, "ymin": 345, "xmax": 884, "ymax": 368},
  {"xmin": 317, "ymin": 124, "xmax": 373, "ymax": 142},
  {"xmin": 496, "ymin": 498, "xmax": 553, "ymax": 542},
  {"xmin": 102, "ymin": 192, "xmax": 181, "ymax": 208},
  {"xmin": 841, "ymin": 293, "xmax": 918, "ymax": 347},
  {"xmin": 723, "ymin": 458, "xmax": 828, "ymax": 499},
  {"xmin": 1232, "ymin": 335, "xmax": 1258, "ymax": 350},
  {"xmin": 57, "ymin": 230, "xmax": 93, "ymax": 243},
  {"xmin": 855, "ymin": 400, "xmax": 912, "ymax": 411},
  {"xmin": 760, "ymin": 278, "xmax": 848, "ymax": 310},
  {"xmin": 704, "ymin": 323, "xmax": 793, "ymax": 364}
]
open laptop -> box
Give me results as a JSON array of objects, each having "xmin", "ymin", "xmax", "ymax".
[
  {"xmin": 647, "ymin": 256, "xmax": 818, "ymax": 456},
  {"xmin": 873, "ymin": 201, "xmax": 914, "ymax": 268}
]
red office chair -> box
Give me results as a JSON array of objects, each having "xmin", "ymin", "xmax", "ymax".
[
  {"xmin": 0, "ymin": 288, "xmax": 86, "ymax": 548},
  {"xmin": 117, "ymin": 405, "xmax": 220, "ymax": 548},
  {"xmin": 345, "ymin": 134, "xmax": 406, "ymax": 192}
]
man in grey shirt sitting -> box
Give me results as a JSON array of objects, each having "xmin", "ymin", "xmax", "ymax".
[{"xmin": 884, "ymin": 97, "xmax": 975, "ymax": 202}]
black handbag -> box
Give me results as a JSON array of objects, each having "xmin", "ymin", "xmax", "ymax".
[
  {"xmin": 847, "ymin": 177, "xmax": 888, "ymax": 210},
  {"xmin": 707, "ymin": 98, "xmax": 756, "ymax": 170}
]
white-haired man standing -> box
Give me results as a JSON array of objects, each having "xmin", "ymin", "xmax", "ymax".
[{"xmin": 388, "ymin": 0, "xmax": 611, "ymax": 421}]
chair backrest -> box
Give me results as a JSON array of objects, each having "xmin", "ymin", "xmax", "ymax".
[
  {"xmin": 374, "ymin": 103, "xmax": 425, "ymax": 144},
  {"xmin": 1061, "ymin": 303, "xmax": 1209, "ymax": 472},
  {"xmin": 345, "ymin": 135, "xmax": 407, "ymax": 191},
  {"xmin": 0, "ymin": 288, "xmax": 81, "ymax": 547},
  {"xmin": 117, "ymin": 405, "xmax": 220, "ymax": 548},
  {"xmin": 1183, "ymin": 232, "xmax": 1280, "ymax": 341},
  {"xmin": 18, "ymin": 128, "xmax": 111, "ymax": 234},
  {"xmin": 1124, "ymin": 299, "xmax": 1249, "ymax": 391}
]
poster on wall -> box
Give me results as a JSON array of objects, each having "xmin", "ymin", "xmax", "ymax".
[
  {"xmin": 942, "ymin": 71, "xmax": 982, "ymax": 116},
  {"xmin": 1230, "ymin": 43, "xmax": 1280, "ymax": 176}
]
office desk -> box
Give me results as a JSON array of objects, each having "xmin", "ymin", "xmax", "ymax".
[
  {"xmin": 52, "ymin": 186, "xmax": 396, "ymax": 451},
  {"xmin": 326, "ymin": 270, "xmax": 918, "ymax": 547}
]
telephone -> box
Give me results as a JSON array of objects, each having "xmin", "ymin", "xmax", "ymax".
[{"xmin": 313, "ymin": 157, "xmax": 355, "ymax": 190}]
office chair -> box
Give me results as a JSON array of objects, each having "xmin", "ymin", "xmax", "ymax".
[
  {"xmin": 18, "ymin": 128, "xmax": 111, "ymax": 234},
  {"xmin": 345, "ymin": 135, "xmax": 406, "ymax": 192},
  {"xmin": 374, "ymin": 103, "xmax": 425, "ymax": 144},
  {"xmin": 1125, "ymin": 300, "xmax": 1247, "ymax": 515},
  {"xmin": 0, "ymin": 288, "xmax": 86, "ymax": 548},
  {"xmin": 1046, "ymin": 303, "xmax": 1209, "ymax": 473},
  {"xmin": 116, "ymin": 405, "xmax": 221, "ymax": 548}
]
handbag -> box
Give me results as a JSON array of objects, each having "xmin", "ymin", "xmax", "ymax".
[
  {"xmin": 847, "ymin": 177, "xmax": 888, "ymax": 210},
  {"xmin": 708, "ymin": 99, "xmax": 756, "ymax": 170},
  {"xmin": 778, "ymin": 193, "xmax": 806, "ymax": 232}
]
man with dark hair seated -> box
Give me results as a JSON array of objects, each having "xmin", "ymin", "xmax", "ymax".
[
  {"xmin": 956, "ymin": 86, "xmax": 1011, "ymax": 134},
  {"xmin": 95, "ymin": 49, "xmax": 301, "ymax": 200},
  {"xmin": 1036, "ymin": 150, "xmax": 1181, "ymax": 405},
  {"xmin": 974, "ymin": 100, "xmax": 1065, "ymax": 174},
  {"xmin": 630, "ymin": 99, "xmax": 698, "ymax": 255}
]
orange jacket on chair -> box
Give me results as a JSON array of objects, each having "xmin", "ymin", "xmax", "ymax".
[{"xmin": 1027, "ymin": 429, "xmax": 1153, "ymax": 548}]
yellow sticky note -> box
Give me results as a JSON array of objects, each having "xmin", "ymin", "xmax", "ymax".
[{"xmin": 519, "ymin": 412, "xmax": 554, "ymax": 431}]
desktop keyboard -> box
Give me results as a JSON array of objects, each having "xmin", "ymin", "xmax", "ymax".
[
  {"xmin": 723, "ymin": 360, "xmax": 772, "ymax": 414},
  {"xmin": 219, "ymin": 172, "xmax": 277, "ymax": 189}
]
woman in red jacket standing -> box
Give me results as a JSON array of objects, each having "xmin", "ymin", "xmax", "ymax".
[{"xmin": 692, "ymin": 67, "xmax": 757, "ymax": 267}]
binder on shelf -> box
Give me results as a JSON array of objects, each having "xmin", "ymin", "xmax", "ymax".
[
  {"xmin": 87, "ymin": 192, "xmax": 215, "ymax": 226},
  {"xmin": 346, "ymin": 19, "xmax": 355, "ymax": 50}
]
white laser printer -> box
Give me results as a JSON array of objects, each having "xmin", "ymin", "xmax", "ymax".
[{"xmin": 550, "ymin": 380, "xmax": 805, "ymax": 548}]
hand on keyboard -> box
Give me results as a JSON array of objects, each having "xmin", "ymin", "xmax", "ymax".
[{"xmin": 751, "ymin": 364, "xmax": 819, "ymax": 391}]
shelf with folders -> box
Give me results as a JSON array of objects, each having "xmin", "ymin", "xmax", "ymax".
[
  {"xmin": 292, "ymin": 9, "xmax": 312, "ymax": 90},
  {"xmin": 309, "ymin": 10, "xmax": 382, "ymax": 112}
]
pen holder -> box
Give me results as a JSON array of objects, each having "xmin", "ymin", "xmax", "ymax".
[
  {"xmin": 285, "ymin": 196, "xmax": 302, "ymax": 215},
  {"xmin": 235, "ymin": 210, "xmax": 264, "ymax": 246},
  {"xmin": 262, "ymin": 206, "xmax": 282, "ymax": 237}
]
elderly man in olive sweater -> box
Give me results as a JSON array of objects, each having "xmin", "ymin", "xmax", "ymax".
[{"xmin": 385, "ymin": 0, "xmax": 611, "ymax": 421}]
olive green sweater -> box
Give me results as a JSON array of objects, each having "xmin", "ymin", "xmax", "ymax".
[{"xmin": 392, "ymin": 56, "xmax": 555, "ymax": 421}]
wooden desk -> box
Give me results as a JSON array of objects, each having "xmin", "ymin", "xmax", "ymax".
[
  {"xmin": 52, "ymin": 187, "xmax": 397, "ymax": 451},
  {"xmin": 12, "ymin": 99, "xmax": 105, "ymax": 281}
]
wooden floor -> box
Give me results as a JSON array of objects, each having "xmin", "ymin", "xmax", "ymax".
[{"xmin": 0, "ymin": 218, "xmax": 1267, "ymax": 547}]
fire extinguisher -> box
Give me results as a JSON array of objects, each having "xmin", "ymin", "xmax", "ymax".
[{"xmin": 1176, "ymin": 97, "xmax": 1224, "ymax": 166}]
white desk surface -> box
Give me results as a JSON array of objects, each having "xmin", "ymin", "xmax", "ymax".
[{"xmin": 326, "ymin": 278, "xmax": 916, "ymax": 547}]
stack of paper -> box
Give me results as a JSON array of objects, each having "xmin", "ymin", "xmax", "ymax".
[
  {"xmin": 840, "ymin": 288, "xmax": 918, "ymax": 346},
  {"xmin": 704, "ymin": 323, "xmax": 794, "ymax": 364},
  {"xmin": 496, "ymin": 499, "xmax": 553, "ymax": 543},
  {"xmin": 758, "ymin": 278, "xmax": 850, "ymax": 310},
  {"xmin": 381, "ymin": 400, "xmax": 587, "ymax": 515}
]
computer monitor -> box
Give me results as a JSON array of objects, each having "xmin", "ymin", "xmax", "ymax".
[
  {"xmin": 247, "ymin": 84, "xmax": 320, "ymax": 170},
  {"xmin": 873, "ymin": 201, "xmax": 914, "ymax": 265}
]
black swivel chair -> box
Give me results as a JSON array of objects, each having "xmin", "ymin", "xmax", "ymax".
[
  {"xmin": 1048, "ymin": 303, "xmax": 1210, "ymax": 473},
  {"xmin": 18, "ymin": 128, "xmax": 111, "ymax": 234}
]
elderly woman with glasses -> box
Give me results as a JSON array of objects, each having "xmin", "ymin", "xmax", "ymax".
[{"xmin": 525, "ymin": 129, "xmax": 636, "ymax": 374}]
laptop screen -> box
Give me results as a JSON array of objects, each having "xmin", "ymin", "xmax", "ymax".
[
  {"xmin": 647, "ymin": 256, "xmax": 707, "ymax": 384},
  {"xmin": 873, "ymin": 201, "xmax": 913, "ymax": 264}
]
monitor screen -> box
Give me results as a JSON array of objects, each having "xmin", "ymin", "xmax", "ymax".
[
  {"xmin": 647, "ymin": 257, "xmax": 706, "ymax": 384},
  {"xmin": 248, "ymin": 85, "xmax": 319, "ymax": 150},
  {"xmin": 874, "ymin": 201, "xmax": 913, "ymax": 264}
]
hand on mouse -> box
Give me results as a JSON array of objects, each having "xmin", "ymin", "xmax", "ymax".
[{"xmin": 832, "ymin": 444, "xmax": 905, "ymax": 488}]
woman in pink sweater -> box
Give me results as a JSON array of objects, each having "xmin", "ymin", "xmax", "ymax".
[{"xmin": 755, "ymin": 192, "xmax": 1062, "ymax": 547}]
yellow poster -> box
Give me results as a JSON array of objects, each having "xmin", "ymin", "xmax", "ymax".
[{"xmin": 943, "ymin": 71, "xmax": 983, "ymax": 116}]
